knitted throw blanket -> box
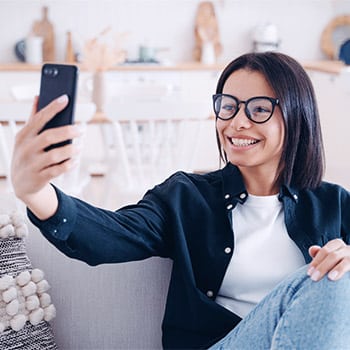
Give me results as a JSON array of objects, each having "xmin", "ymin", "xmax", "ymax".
[{"xmin": 0, "ymin": 211, "xmax": 57, "ymax": 349}]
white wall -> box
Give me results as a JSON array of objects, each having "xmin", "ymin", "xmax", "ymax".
[{"xmin": 0, "ymin": 0, "xmax": 349, "ymax": 64}]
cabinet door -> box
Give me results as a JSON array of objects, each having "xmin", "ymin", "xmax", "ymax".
[
  {"xmin": 308, "ymin": 70, "xmax": 350, "ymax": 187},
  {"xmin": 101, "ymin": 70, "xmax": 220, "ymax": 120},
  {"xmin": 0, "ymin": 71, "xmax": 40, "ymax": 101}
]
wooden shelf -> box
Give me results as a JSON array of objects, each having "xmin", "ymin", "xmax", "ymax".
[
  {"xmin": 303, "ymin": 60, "xmax": 346, "ymax": 75},
  {"xmin": 1, "ymin": 60, "xmax": 348, "ymax": 75},
  {"xmin": 0, "ymin": 61, "xmax": 227, "ymax": 72}
]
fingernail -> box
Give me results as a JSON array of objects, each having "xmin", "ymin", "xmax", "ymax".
[
  {"xmin": 328, "ymin": 271, "xmax": 338, "ymax": 281},
  {"xmin": 57, "ymin": 94, "xmax": 68, "ymax": 104},
  {"xmin": 307, "ymin": 266, "xmax": 315, "ymax": 276},
  {"xmin": 74, "ymin": 124, "xmax": 86, "ymax": 135},
  {"xmin": 73, "ymin": 144, "xmax": 83, "ymax": 154},
  {"xmin": 310, "ymin": 270, "xmax": 320, "ymax": 281},
  {"xmin": 69, "ymin": 158, "xmax": 80, "ymax": 169}
]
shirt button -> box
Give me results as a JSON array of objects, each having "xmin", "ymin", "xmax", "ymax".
[
  {"xmin": 226, "ymin": 204, "xmax": 233, "ymax": 210},
  {"xmin": 239, "ymin": 193, "xmax": 247, "ymax": 199},
  {"xmin": 224, "ymin": 247, "xmax": 231, "ymax": 254},
  {"xmin": 63, "ymin": 218, "xmax": 67, "ymax": 223},
  {"xmin": 53, "ymin": 229, "xmax": 57, "ymax": 234},
  {"xmin": 207, "ymin": 290, "xmax": 214, "ymax": 298},
  {"xmin": 293, "ymin": 194, "xmax": 298, "ymax": 200},
  {"xmin": 224, "ymin": 194, "xmax": 230, "ymax": 199}
]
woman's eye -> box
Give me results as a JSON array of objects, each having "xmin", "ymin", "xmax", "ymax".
[
  {"xmin": 222, "ymin": 104, "xmax": 235, "ymax": 111},
  {"xmin": 253, "ymin": 106, "xmax": 270, "ymax": 113}
]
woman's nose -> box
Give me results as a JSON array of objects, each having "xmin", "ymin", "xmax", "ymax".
[{"xmin": 228, "ymin": 106, "xmax": 252, "ymax": 130}]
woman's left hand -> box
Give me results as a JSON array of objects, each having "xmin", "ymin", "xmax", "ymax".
[{"xmin": 308, "ymin": 239, "xmax": 350, "ymax": 281}]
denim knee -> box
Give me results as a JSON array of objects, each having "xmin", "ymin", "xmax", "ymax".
[
  {"xmin": 272, "ymin": 272, "xmax": 350, "ymax": 349},
  {"xmin": 275, "ymin": 266, "xmax": 350, "ymax": 327},
  {"xmin": 301, "ymin": 271, "xmax": 350, "ymax": 302},
  {"xmin": 284, "ymin": 265, "xmax": 350, "ymax": 299}
]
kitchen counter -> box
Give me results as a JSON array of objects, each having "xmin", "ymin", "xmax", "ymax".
[
  {"xmin": 0, "ymin": 60, "xmax": 349, "ymax": 74},
  {"xmin": 303, "ymin": 60, "xmax": 348, "ymax": 74},
  {"xmin": 0, "ymin": 62, "xmax": 226, "ymax": 72}
]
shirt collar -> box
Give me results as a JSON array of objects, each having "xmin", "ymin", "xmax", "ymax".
[
  {"xmin": 221, "ymin": 163, "xmax": 248, "ymax": 205},
  {"xmin": 279, "ymin": 184, "xmax": 299, "ymax": 202},
  {"xmin": 221, "ymin": 162, "xmax": 299, "ymax": 204}
]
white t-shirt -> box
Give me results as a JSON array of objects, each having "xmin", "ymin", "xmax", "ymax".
[{"xmin": 215, "ymin": 194, "xmax": 305, "ymax": 318}]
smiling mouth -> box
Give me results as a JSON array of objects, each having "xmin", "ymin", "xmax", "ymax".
[{"xmin": 230, "ymin": 138, "xmax": 260, "ymax": 147}]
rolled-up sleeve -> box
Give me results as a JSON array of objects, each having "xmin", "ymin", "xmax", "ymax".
[
  {"xmin": 340, "ymin": 187, "xmax": 350, "ymax": 245},
  {"xmin": 27, "ymin": 184, "xmax": 171, "ymax": 266},
  {"xmin": 27, "ymin": 185, "xmax": 78, "ymax": 241}
]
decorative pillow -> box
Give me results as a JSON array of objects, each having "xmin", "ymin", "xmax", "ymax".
[{"xmin": 0, "ymin": 211, "xmax": 57, "ymax": 349}]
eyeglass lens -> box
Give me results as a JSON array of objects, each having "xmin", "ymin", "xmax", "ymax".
[{"xmin": 215, "ymin": 95, "xmax": 275, "ymax": 123}]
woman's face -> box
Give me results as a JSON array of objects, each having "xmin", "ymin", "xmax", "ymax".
[{"xmin": 216, "ymin": 69, "xmax": 285, "ymax": 176}]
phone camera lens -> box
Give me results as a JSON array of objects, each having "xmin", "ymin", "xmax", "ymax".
[{"xmin": 43, "ymin": 67, "xmax": 59, "ymax": 78}]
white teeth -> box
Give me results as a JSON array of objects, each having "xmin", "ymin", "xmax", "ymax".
[{"xmin": 231, "ymin": 138, "xmax": 258, "ymax": 147}]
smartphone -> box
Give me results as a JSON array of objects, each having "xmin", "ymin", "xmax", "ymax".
[{"xmin": 38, "ymin": 63, "xmax": 78, "ymax": 151}]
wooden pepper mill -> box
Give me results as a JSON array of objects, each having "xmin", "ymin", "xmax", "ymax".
[
  {"xmin": 32, "ymin": 6, "xmax": 55, "ymax": 62},
  {"xmin": 65, "ymin": 31, "xmax": 75, "ymax": 63},
  {"xmin": 193, "ymin": 1, "xmax": 222, "ymax": 63}
]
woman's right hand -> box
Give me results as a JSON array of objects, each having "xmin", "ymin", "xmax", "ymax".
[{"xmin": 11, "ymin": 95, "xmax": 82, "ymax": 220}]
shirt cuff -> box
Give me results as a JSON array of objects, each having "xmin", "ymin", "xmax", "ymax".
[{"xmin": 27, "ymin": 185, "xmax": 77, "ymax": 241}]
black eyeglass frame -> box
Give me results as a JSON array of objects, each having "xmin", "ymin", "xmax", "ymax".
[{"xmin": 212, "ymin": 93, "xmax": 280, "ymax": 124}]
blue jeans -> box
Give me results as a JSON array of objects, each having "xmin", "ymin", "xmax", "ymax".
[{"xmin": 209, "ymin": 265, "xmax": 350, "ymax": 350}]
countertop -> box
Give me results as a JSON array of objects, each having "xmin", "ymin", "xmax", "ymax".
[
  {"xmin": 302, "ymin": 60, "xmax": 347, "ymax": 74},
  {"xmin": 0, "ymin": 62, "xmax": 226, "ymax": 72},
  {"xmin": 0, "ymin": 60, "xmax": 348, "ymax": 74}
]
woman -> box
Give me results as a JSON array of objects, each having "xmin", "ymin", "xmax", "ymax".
[{"xmin": 11, "ymin": 52, "xmax": 350, "ymax": 349}]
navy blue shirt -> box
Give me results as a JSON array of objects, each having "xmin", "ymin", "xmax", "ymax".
[{"xmin": 28, "ymin": 163, "xmax": 350, "ymax": 349}]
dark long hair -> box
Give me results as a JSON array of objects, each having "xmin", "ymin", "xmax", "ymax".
[{"xmin": 215, "ymin": 52, "xmax": 324, "ymax": 190}]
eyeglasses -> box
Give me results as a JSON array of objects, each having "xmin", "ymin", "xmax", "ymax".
[{"xmin": 212, "ymin": 93, "xmax": 279, "ymax": 124}]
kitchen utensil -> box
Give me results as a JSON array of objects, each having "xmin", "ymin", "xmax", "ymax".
[
  {"xmin": 201, "ymin": 42, "xmax": 215, "ymax": 64},
  {"xmin": 14, "ymin": 39, "xmax": 26, "ymax": 62},
  {"xmin": 14, "ymin": 36, "xmax": 43, "ymax": 64},
  {"xmin": 339, "ymin": 39, "xmax": 350, "ymax": 64},
  {"xmin": 31, "ymin": 6, "xmax": 55, "ymax": 61},
  {"xmin": 252, "ymin": 23, "xmax": 280, "ymax": 52},
  {"xmin": 138, "ymin": 46, "xmax": 169, "ymax": 63}
]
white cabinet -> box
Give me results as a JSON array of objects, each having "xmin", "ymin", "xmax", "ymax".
[
  {"xmin": 307, "ymin": 69, "xmax": 350, "ymax": 188},
  {"xmin": 98, "ymin": 69, "xmax": 220, "ymax": 120},
  {"xmin": 0, "ymin": 71, "xmax": 40, "ymax": 101},
  {"xmin": 0, "ymin": 66, "xmax": 222, "ymax": 181},
  {"xmin": 81, "ymin": 69, "xmax": 221, "ymax": 182},
  {"xmin": 0, "ymin": 66, "xmax": 221, "ymax": 119}
]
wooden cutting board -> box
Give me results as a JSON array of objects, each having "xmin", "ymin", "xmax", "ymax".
[{"xmin": 31, "ymin": 6, "xmax": 55, "ymax": 62}]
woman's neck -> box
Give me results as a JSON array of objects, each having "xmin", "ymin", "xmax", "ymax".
[{"xmin": 238, "ymin": 166, "xmax": 280, "ymax": 196}]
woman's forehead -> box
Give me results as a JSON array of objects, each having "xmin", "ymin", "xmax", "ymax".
[{"xmin": 222, "ymin": 69, "xmax": 276, "ymax": 99}]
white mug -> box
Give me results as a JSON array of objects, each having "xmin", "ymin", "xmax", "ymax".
[
  {"xmin": 26, "ymin": 36, "xmax": 43, "ymax": 64},
  {"xmin": 201, "ymin": 42, "xmax": 216, "ymax": 64}
]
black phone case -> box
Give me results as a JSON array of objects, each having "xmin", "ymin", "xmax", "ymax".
[{"xmin": 38, "ymin": 63, "xmax": 78, "ymax": 151}]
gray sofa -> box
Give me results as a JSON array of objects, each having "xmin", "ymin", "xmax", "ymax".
[{"xmin": 25, "ymin": 220, "xmax": 172, "ymax": 350}]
